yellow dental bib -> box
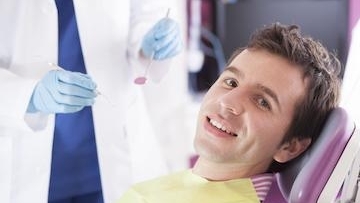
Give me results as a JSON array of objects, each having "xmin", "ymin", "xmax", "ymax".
[{"xmin": 117, "ymin": 170, "xmax": 260, "ymax": 203}]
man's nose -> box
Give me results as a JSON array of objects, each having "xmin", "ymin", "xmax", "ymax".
[{"xmin": 218, "ymin": 89, "xmax": 245, "ymax": 116}]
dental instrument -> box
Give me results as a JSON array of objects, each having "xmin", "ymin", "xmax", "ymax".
[
  {"xmin": 48, "ymin": 62, "xmax": 117, "ymax": 106},
  {"xmin": 134, "ymin": 8, "xmax": 171, "ymax": 85}
]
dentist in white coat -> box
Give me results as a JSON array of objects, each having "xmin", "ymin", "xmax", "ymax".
[{"xmin": 0, "ymin": 0, "xmax": 182, "ymax": 203}]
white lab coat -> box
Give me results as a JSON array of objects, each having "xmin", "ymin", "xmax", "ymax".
[{"xmin": 0, "ymin": 0, "xmax": 180, "ymax": 202}]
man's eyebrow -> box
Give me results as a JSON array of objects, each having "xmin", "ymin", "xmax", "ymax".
[
  {"xmin": 224, "ymin": 66, "xmax": 244, "ymax": 79},
  {"xmin": 256, "ymin": 84, "xmax": 281, "ymax": 110}
]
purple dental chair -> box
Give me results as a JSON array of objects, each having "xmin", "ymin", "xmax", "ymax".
[{"xmin": 264, "ymin": 107, "xmax": 360, "ymax": 203}]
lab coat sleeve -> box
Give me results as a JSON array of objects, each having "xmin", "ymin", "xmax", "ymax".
[
  {"xmin": 127, "ymin": 0, "xmax": 180, "ymax": 82},
  {"xmin": 0, "ymin": 62, "xmax": 57, "ymax": 131},
  {"xmin": 0, "ymin": 68, "xmax": 36, "ymax": 120}
]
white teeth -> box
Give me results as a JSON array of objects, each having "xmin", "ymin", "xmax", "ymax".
[{"xmin": 209, "ymin": 119, "xmax": 232, "ymax": 134}]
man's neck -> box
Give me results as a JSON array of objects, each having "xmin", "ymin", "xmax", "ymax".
[{"xmin": 192, "ymin": 157, "xmax": 267, "ymax": 181}]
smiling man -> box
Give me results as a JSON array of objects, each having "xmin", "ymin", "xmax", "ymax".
[
  {"xmin": 193, "ymin": 48, "xmax": 310, "ymax": 180},
  {"xmin": 117, "ymin": 23, "xmax": 342, "ymax": 203}
]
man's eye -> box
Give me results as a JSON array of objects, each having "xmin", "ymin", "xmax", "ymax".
[
  {"xmin": 255, "ymin": 97, "xmax": 271, "ymax": 110},
  {"xmin": 224, "ymin": 78, "xmax": 238, "ymax": 87}
]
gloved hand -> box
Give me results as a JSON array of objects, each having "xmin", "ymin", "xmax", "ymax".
[
  {"xmin": 27, "ymin": 69, "xmax": 97, "ymax": 114},
  {"xmin": 141, "ymin": 17, "xmax": 182, "ymax": 60}
]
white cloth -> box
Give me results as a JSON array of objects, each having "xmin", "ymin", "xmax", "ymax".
[{"xmin": 0, "ymin": 0, "xmax": 182, "ymax": 202}]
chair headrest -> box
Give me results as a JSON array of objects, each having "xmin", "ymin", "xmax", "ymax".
[{"xmin": 276, "ymin": 107, "xmax": 355, "ymax": 202}]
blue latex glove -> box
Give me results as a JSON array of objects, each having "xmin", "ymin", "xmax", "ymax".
[
  {"xmin": 141, "ymin": 17, "xmax": 182, "ymax": 60},
  {"xmin": 27, "ymin": 69, "xmax": 97, "ymax": 114}
]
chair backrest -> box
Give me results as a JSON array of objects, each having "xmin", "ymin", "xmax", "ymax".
[{"xmin": 273, "ymin": 107, "xmax": 360, "ymax": 203}]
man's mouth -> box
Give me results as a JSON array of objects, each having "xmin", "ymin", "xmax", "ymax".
[{"xmin": 207, "ymin": 117, "xmax": 237, "ymax": 137}]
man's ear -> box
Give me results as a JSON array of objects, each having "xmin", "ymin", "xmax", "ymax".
[{"xmin": 273, "ymin": 138, "xmax": 312, "ymax": 163}]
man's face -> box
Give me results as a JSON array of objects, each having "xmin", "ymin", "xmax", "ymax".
[{"xmin": 194, "ymin": 49, "xmax": 309, "ymax": 175}]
